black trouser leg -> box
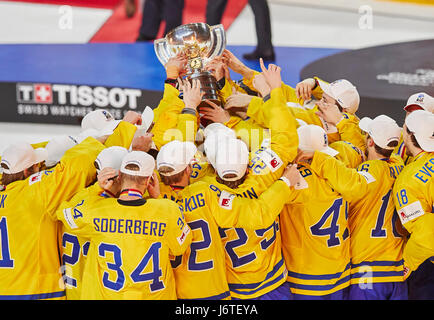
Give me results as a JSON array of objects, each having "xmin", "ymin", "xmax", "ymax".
[
  {"xmin": 139, "ymin": 0, "xmax": 163, "ymax": 40},
  {"xmin": 163, "ymin": 0, "xmax": 185, "ymax": 36},
  {"xmin": 206, "ymin": 0, "xmax": 228, "ymax": 25},
  {"xmin": 248, "ymin": 0, "xmax": 273, "ymax": 53}
]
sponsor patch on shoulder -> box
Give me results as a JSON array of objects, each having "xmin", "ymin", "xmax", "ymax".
[
  {"xmin": 358, "ymin": 171, "xmax": 376, "ymax": 184},
  {"xmin": 177, "ymin": 225, "xmax": 191, "ymax": 245},
  {"xmin": 398, "ymin": 201, "xmax": 425, "ymax": 224},
  {"xmin": 219, "ymin": 190, "xmax": 236, "ymax": 210},
  {"xmin": 63, "ymin": 208, "xmax": 78, "ymax": 229},
  {"xmin": 28, "ymin": 172, "xmax": 43, "ymax": 185},
  {"xmin": 259, "ymin": 148, "xmax": 283, "ymax": 172}
]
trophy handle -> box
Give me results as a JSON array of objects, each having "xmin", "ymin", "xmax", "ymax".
[
  {"xmin": 154, "ymin": 38, "xmax": 170, "ymax": 66},
  {"xmin": 208, "ymin": 24, "xmax": 226, "ymax": 60}
]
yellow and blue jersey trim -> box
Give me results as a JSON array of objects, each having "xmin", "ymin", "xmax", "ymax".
[
  {"xmin": 228, "ymin": 259, "xmax": 287, "ymax": 299},
  {"xmin": 287, "ymin": 262, "xmax": 351, "ymax": 296},
  {"xmin": 350, "ymin": 260, "xmax": 405, "ymax": 284},
  {"xmin": 0, "ymin": 290, "xmax": 65, "ymax": 300}
]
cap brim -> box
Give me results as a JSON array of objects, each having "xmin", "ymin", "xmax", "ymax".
[
  {"xmin": 416, "ymin": 137, "xmax": 434, "ymax": 152},
  {"xmin": 317, "ymin": 79, "xmax": 334, "ymax": 98},
  {"xmin": 321, "ymin": 146, "xmax": 339, "ymax": 157},
  {"xmin": 99, "ymin": 120, "xmax": 121, "ymax": 136},
  {"xmin": 358, "ymin": 117, "xmax": 373, "ymax": 133},
  {"xmin": 139, "ymin": 107, "xmax": 154, "ymax": 132},
  {"xmin": 403, "ymin": 104, "xmax": 424, "ymax": 112}
]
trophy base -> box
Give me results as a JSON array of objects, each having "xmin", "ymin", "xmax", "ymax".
[{"xmin": 187, "ymin": 71, "xmax": 223, "ymax": 128}]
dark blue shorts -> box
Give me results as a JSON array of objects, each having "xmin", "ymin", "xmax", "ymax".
[
  {"xmin": 348, "ymin": 282, "xmax": 408, "ymax": 300},
  {"xmin": 232, "ymin": 282, "xmax": 294, "ymax": 300}
]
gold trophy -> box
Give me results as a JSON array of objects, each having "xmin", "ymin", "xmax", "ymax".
[{"xmin": 154, "ymin": 23, "xmax": 226, "ymax": 115}]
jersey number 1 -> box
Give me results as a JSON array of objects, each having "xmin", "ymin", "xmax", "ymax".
[{"xmin": 0, "ymin": 217, "xmax": 14, "ymax": 268}]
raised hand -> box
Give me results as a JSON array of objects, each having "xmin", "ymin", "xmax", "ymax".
[
  {"xmin": 97, "ymin": 167, "xmax": 119, "ymax": 193},
  {"xmin": 295, "ymin": 78, "xmax": 316, "ymax": 102},
  {"xmin": 252, "ymin": 73, "xmax": 271, "ymax": 98},
  {"xmin": 316, "ymin": 99, "xmax": 344, "ymax": 126},
  {"xmin": 259, "ymin": 58, "xmax": 282, "ymax": 90},
  {"xmin": 180, "ymin": 79, "xmax": 204, "ymax": 111},
  {"xmin": 165, "ymin": 53, "xmax": 188, "ymax": 79},
  {"xmin": 222, "ymin": 49, "xmax": 254, "ymax": 80},
  {"xmin": 123, "ymin": 111, "xmax": 142, "ymax": 126},
  {"xmin": 225, "ymin": 87, "xmax": 254, "ymax": 110},
  {"xmin": 201, "ymin": 100, "xmax": 230, "ymax": 124}
]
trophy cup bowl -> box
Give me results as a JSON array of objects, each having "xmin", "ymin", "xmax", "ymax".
[{"xmin": 154, "ymin": 23, "xmax": 226, "ymax": 122}]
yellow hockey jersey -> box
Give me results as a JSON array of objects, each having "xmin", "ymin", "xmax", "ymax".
[
  {"xmin": 57, "ymin": 196, "xmax": 192, "ymax": 300},
  {"xmin": 56, "ymin": 183, "xmax": 110, "ymax": 300},
  {"xmin": 280, "ymin": 162, "xmax": 351, "ymax": 297},
  {"xmin": 393, "ymin": 151, "xmax": 434, "ymax": 271},
  {"xmin": 0, "ymin": 137, "xmax": 105, "ymax": 299},
  {"xmin": 151, "ymin": 84, "xmax": 199, "ymax": 150},
  {"xmin": 309, "ymin": 152, "xmax": 406, "ymax": 284},
  {"xmin": 159, "ymin": 178, "xmax": 294, "ymax": 299},
  {"xmin": 185, "ymin": 86, "xmax": 298, "ymax": 299}
]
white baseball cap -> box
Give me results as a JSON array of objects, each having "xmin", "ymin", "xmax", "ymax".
[
  {"xmin": 44, "ymin": 135, "xmax": 78, "ymax": 167},
  {"xmin": 405, "ymin": 110, "xmax": 434, "ymax": 152},
  {"xmin": 404, "ymin": 92, "xmax": 434, "ymax": 113},
  {"xmin": 203, "ymin": 123, "xmax": 236, "ymax": 139},
  {"xmin": 1, "ymin": 143, "xmax": 48, "ymax": 174},
  {"xmin": 297, "ymin": 124, "xmax": 339, "ymax": 157},
  {"xmin": 95, "ymin": 146, "xmax": 129, "ymax": 173},
  {"xmin": 141, "ymin": 106, "xmax": 155, "ymax": 132},
  {"xmin": 156, "ymin": 140, "xmax": 197, "ymax": 176},
  {"xmin": 204, "ymin": 133, "xmax": 233, "ymax": 168},
  {"xmin": 81, "ymin": 109, "xmax": 120, "ymax": 136},
  {"xmin": 359, "ymin": 115, "xmax": 402, "ymax": 150},
  {"xmin": 215, "ymin": 138, "xmax": 249, "ymax": 181},
  {"xmin": 120, "ymin": 151, "xmax": 155, "ymax": 177},
  {"xmin": 318, "ymin": 79, "xmax": 360, "ymax": 114}
]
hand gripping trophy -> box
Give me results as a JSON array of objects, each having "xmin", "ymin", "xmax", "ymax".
[{"xmin": 154, "ymin": 23, "xmax": 226, "ymax": 119}]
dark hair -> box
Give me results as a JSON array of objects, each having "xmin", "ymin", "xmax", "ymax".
[
  {"xmin": 406, "ymin": 126, "xmax": 422, "ymax": 150},
  {"xmin": 335, "ymin": 101, "xmax": 344, "ymax": 113},
  {"xmin": 159, "ymin": 166, "xmax": 188, "ymax": 186},
  {"xmin": 374, "ymin": 141, "xmax": 398, "ymax": 158},
  {"xmin": 0, "ymin": 163, "xmax": 37, "ymax": 186},
  {"xmin": 216, "ymin": 172, "xmax": 247, "ymax": 189}
]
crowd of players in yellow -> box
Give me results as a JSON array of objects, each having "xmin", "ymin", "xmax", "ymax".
[{"xmin": 0, "ymin": 49, "xmax": 433, "ymax": 300}]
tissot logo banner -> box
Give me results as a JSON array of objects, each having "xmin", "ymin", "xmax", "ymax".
[
  {"xmin": 17, "ymin": 83, "xmax": 142, "ymax": 108},
  {"xmin": 3, "ymin": 82, "xmax": 163, "ymax": 125}
]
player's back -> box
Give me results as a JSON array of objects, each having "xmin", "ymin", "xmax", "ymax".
[
  {"xmin": 205, "ymin": 177, "xmax": 286, "ymax": 300},
  {"xmin": 0, "ymin": 173, "xmax": 65, "ymax": 299},
  {"xmin": 168, "ymin": 181, "xmax": 230, "ymax": 300},
  {"xmin": 61, "ymin": 197, "xmax": 190, "ymax": 300},
  {"xmin": 58, "ymin": 184, "xmax": 109, "ymax": 300},
  {"xmin": 280, "ymin": 163, "xmax": 351, "ymax": 297},
  {"xmin": 349, "ymin": 155, "xmax": 405, "ymax": 282}
]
